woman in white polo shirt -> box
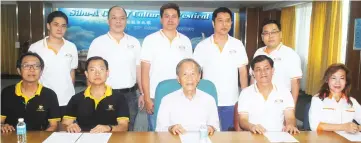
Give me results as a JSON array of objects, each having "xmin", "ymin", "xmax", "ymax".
[
  {"xmin": 28, "ymin": 11, "xmax": 78, "ymax": 117},
  {"xmin": 309, "ymin": 63, "xmax": 361, "ymax": 133}
]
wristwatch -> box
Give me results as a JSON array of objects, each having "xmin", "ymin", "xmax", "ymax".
[{"xmin": 108, "ymin": 125, "xmax": 113, "ymax": 132}]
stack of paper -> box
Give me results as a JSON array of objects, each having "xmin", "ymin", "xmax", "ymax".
[
  {"xmin": 42, "ymin": 132, "xmax": 82, "ymax": 143},
  {"xmin": 42, "ymin": 132, "xmax": 112, "ymax": 143},
  {"xmin": 264, "ymin": 132, "xmax": 299, "ymax": 143},
  {"xmin": 336, "ymin": 131, "xmax": 361, "ymax": 142},
  {"xmin": 179, "ymin": 132, "xmax": 212, "ymax": 143}
]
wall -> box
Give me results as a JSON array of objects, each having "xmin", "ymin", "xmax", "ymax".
[{"xmin": 346, "ymin": 1, "xmax": 361, "ymax": 103}]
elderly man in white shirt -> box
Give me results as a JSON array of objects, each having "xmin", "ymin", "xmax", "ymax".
[
  {"xmin": 156, "ymin": 58, "xmax": 220, "ymax": 135},
  {"xmin": 238, "ymin": 55, "xmax": 299, "ymax": 134}
]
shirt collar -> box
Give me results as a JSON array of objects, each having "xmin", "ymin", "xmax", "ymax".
[
  {"xmin": 253, "ymin": 83, "xmax": 277, "ymax": 94},
  {"xmin": 15, "ymin": 80, "xmax": 43, "ymax": 97},
  {"xmin": 210, "ymin": 34, "xmax": 230, "ymax": 45},
  {"xmin": 42, "ymin": 36, "xmax": 66, "ymax": 54},
  {"xmin": 84, "ymin": 84, "xmax": 112, "ymax": 98},
  {"xmin": 159, "ymin": 29, "xmax": 180, "ymax": 42},
  {"xmin": 264, "ymin": 42, "xmax": 283, "ymax": 54},
  {"xmin": 107, "ymin": 32, "xmax": 127, "ymax": 44}
]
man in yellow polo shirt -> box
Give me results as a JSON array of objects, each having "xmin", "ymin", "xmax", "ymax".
[
  {"xmin": 1, "ymin": 52, "xmax": 60, "ymax": 132},
  {"xmin": 62, "ymin": 57, "xmax": 129, "ymax": 133}
]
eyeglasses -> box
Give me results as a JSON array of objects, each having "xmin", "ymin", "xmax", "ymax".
[
  {"xmin": 261, "ymin": 31, "xmax": 280, "ymax": 37},
  {"xmin": 21, "ymin": 64, "xmax": 42, "ymax": 70}
]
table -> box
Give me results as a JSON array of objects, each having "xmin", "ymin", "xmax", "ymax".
[{"xmin": 1, "ymin": 131, "xmax": 357, "ymax": 143}]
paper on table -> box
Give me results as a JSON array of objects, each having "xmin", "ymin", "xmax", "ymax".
[
  {"xmin": 76, "ymin": 133, "xmax": 112, "ymax": 143},
  {"xmin": 336, "ymin": 131, "xmax": 361, "ymax": 142},
  {"xmin": 179, "ymin": 132, "xmax": 212, "ymax": 143},
  {"xmin": 42, "ymin": 132, "xmax": 82, "ymax": 143},
  {"xmin": 264, "ymin": 132, "xmax": 299, "ymax": 143}
]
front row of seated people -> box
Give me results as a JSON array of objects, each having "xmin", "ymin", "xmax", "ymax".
[{"xmin": 1, "ymin": 52, "xmax": 360, "ymax": 135}]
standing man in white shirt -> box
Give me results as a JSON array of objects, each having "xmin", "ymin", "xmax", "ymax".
[
  {"xmin": 156, "ymin": 59, "xmax": 219, "ymax": 135},
  {"xmin": 193, "ymin": 7, "xmax": 248, "ymax": 131},
  {"xmin": 251, "ymin": 20, "xmax": 302, "ymax": 104},
  {"xmin": 87, "ymin": 6, "xmax": 143, "ymax": 131},
  {"xmin": 141, "ymin": 3, "xmax": 193, "ymax": 131},
  {"xmin": 28, "ymin": 11, "xmax": 78, "ymax": 117},
  {"xmin": 238, "ymin": 55, "xmax": 299, "ymax": 134}
]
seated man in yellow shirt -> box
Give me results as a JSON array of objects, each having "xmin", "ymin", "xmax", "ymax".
[{"xmin": 62, "ymin": 56, "xmax": 129, "ymax": 133}]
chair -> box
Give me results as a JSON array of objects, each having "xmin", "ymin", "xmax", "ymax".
[{"xmin": 153, "ymin": 79, "xmax": 218, "ymax": 128}]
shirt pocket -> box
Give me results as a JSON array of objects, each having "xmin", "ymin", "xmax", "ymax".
[
  {"xmin": 321, "ymin": 107, "xmax": 336, "ymax": 123},
  {"xmin": 342, "ymin": 108, "xmax": 355, "ymax": 123}
]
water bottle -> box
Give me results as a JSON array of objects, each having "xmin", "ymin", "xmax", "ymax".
[
  {"xmin": 16, "ymin": 118, "xmax": 27, "ymax": 143},
  {"xmin": 199, "ymin": 124, "xmax": 208, "ymax": 143}
]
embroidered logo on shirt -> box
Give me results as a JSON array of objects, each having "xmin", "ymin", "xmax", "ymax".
[
  {"xmin": 36, "ymin": 105, "xmax": 45, "ymax": 112},
  {"xmin": 322, "ymin": 107, "xmax": 335, "ymax": 110},
  {"xmin": 178, "ymin": 45, "xmax": 185, "ymax": 50},
  {"xmin": 274, "ymin": 99, "xmax": 283, "ymax": 104},
  {"xmin": 65, "ymin": 54, "xmax": 72, "ymax": 58},
  {"xmin": 229, "ymin": 49, "xmax": 237, "ymax": 55},
  {"xmin": 106, "ymin": 105, "xmax": 115, "ymax": 111},
  {"xmin": 127, "ymin": 45, "xmax": 135, "ymax": 49},
  {"xmin": 273, "ymin": 57, "xmax": 282, "ymax": 61}
]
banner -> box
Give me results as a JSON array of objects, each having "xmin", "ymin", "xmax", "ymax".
[{"xmin": 58, "ymin": 8, "xmax": 234, "ymax": 53}]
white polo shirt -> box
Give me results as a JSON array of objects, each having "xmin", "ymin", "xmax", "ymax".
[
  {"xmin": 193, "ymin": 35, "xmax": 248, "ymax": 106},
  {"xmin": 156, "ymin": 89, "xmax": 220, "ymax": 132},
  {"xmin": 140, "ymin": 30, "xmax": 192, "ymax": 99},
  {"xmin": 309, "ymin": 95, "xmax": 361, "ymax": 131},
  {"xmin": 87, "ymin": 32, "xmax": 141, "ymax": 89},
  {"xmin": 28, "ymin": 37, "xmax": 78, "ymax": 106},
  {"xmin": 237, "ymin": 84, "xmax": 295, "ymax": 131},
  {"xmin": 251, "ymin": 44, "xmax": 302, "ymax": 91}
]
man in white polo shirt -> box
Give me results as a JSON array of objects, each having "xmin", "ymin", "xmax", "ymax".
[
  {"xmin": 141, "ymin": 3, "xmax": 193, "ymax": 131},
  {"xmin": 29, "ymin": 11, "xmax": 78, "ymax": 117},
  {"xmin": 87, "ymin": 6, "xmax": 142, "ymax": 131},
  {"xmin": 238, "ymin": 55, "xmax": 299, "ymax": 134},
  {"xmin": 251, "ymin": 20, "xmax": 302, "ymax": 105},
  {"xmin": 156, "ymin": 59, "xmax": 219, "ymax": 135},
  {"xmin": 193, "ymin": 7, "xmax": 248, "ymax": 131}
]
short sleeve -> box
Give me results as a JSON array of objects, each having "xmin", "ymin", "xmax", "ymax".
[
  {"xmin": 184, "ymin": 37, "xmax": 193, "ymax": 58},
  {"xmin": 86, "ymin": 39, "xmax": 99, "ymax": 59},
  {"xmin": 70, "ymin": 44, "xmax": 79, "ymax": 69},
  {"xmin": 116, "ymin": 94, "xmax": 130, "ymax": 120},
  {"xmin": 237, "ymin": 90, "xmax": 250, "ymax": 113},
  {"xmin": 63, "ymin": 95, "xmax": 79, "ymax": 120},
  {"xmin": 309, "ymin": 96, "xmax": 323, "ymax": 131},
  {"xmin": 283, "ymin": 90, "xmax": 295, "ymax": 109},
  {"xmin": 47, "ymin": 89, "xmax": 61, "ymax": 121},
  {"xmin": 133, "ymin": 38, "xmax": 142, "ymax": 66},
  {"xmin": 235, "ymin": 41, "xmax": 248, "ymax": 67},
  {"xmin": 193, "ymin": 42, "xmax": 204, "ymax": 67},
  {"xmin": 287, "ymin": 52, "xmax": 302, "ymax": 79},
  {"xmin": 140, "ymin": 36, "xmax": 154, "ymax": 63},
  {"xmin": 1, "ymin": 87, "xmax": 10, "ymax": 118},
  {"xmin": 28, "ymin": 44, "xmax": 36, "ymax": 52}
]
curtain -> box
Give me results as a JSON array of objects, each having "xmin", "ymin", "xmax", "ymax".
[
  {"xmin": 1, "ymin": 5, "xmax": 19, "ymax": 75},
  {"xmin": 295, "ymin": 2, "xmax": 312, "ymax": 91},
  {"xmin": 306, "ymin": 1, "xmax": 343, "ymax": 95},
  {"xmin": 281, "ymin": 6, "xmax": 296, "ymax": 48}
]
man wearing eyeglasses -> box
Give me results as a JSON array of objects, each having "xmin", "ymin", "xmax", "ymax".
[
  {"xmin": 1, "ymin": 52, "xmax": 60, "ymax": 133},
  {"xmin": 62, "ymin": 56, "xmax": 129, "ymax": 133},
  {"xmin": 87, "ymin": 6, "xmax": 142, "ymax": 131},
  {"xmin": 251, "ymin": 20, "xmax": 302, "ymax": 105}
]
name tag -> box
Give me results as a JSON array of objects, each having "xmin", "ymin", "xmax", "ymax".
[{"xmin": 322, "ymin": 107, "xmax": 335, "ymax": 110}]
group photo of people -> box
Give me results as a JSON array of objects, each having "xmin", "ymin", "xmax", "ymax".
[{"xmin": 1, "ymin": 1, "xmax": 360, "ymax": 143}]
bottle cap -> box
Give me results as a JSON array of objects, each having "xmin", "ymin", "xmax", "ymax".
[{"xmin": 18, "ymin": 118, "xmax": 24, "ymax": 122}]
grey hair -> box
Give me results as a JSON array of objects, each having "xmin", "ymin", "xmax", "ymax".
[{"xmin": 176, "ymin": 58, "xmax": 202, "ymax": 75}]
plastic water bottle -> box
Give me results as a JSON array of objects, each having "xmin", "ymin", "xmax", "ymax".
[
  {"xmin": 199, "ymin": 124, "xmax": 208, "ymax": 143},
  {"xmin": 16, "ymin": 118, "xmax": 27, "ymax": 143}
]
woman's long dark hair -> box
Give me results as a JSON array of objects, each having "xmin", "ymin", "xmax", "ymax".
[{"xmin": 318, "ymin": 63, "xmax": 352, "ymax": 106}]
